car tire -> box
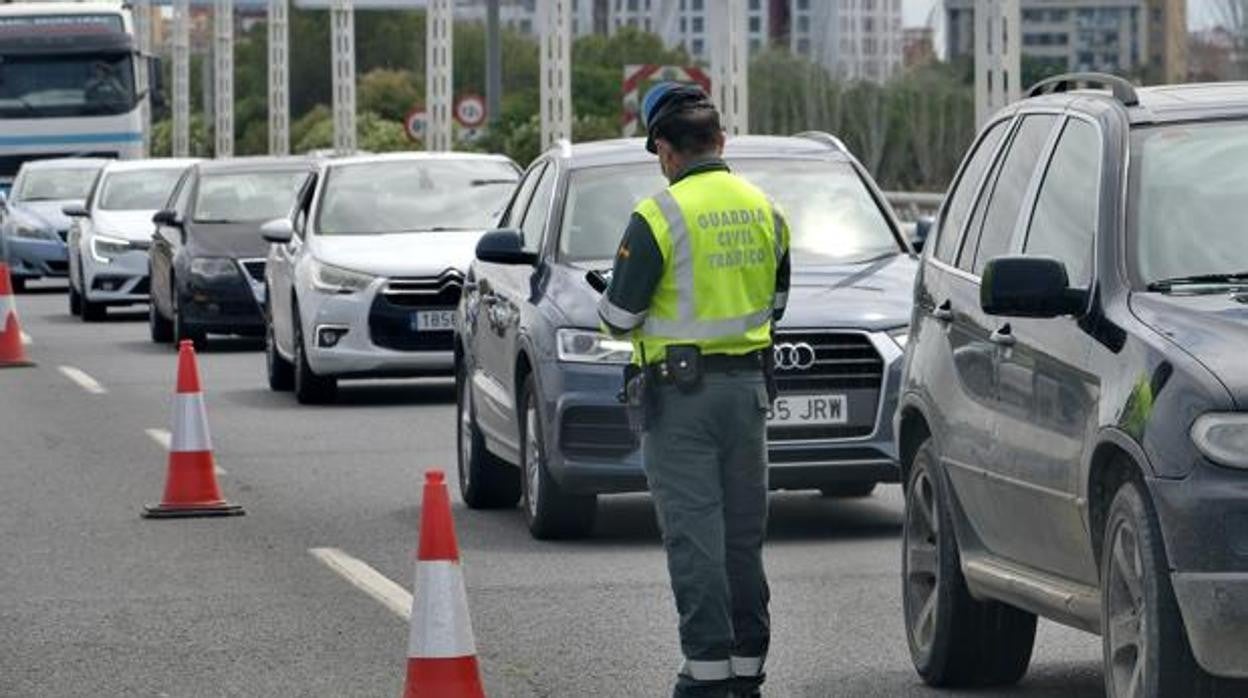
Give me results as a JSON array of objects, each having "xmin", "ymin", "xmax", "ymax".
[
  {"xmin": 457, "ymin": 371, "xmax": 520, "ymax": 509},
  {"xmin": 149, "ymin": 296, "xmax": 173, "ymax": 343},
  {"xmin": 11, "ymin": 277, "xmax": 25, "ymax": 293},
  {"xmin": 172, "ymin": 287, "xmax": 206, "ymax": 351},
  {"xmin": 78, "ymin": 269, "xmax": 106, "ymax": 322},
  {"xmin": 520, "ymin": 374, "xmax": 596, "ymax": 540},
  {"xmin": 1101, "ymin": 478, "xmax": 1223, "ymax": 698},
  {"xmin": 266, "ymin": 319, "xmax": 295, "ymax": 392},
  {"xmin": 903, "ymin": 439, "xmax": 1037, "ymax": 688},
  {"xmin": 293, "ymin": 308, "xmax": 336, "ymax": 404},
  {"xmin": 819, "ymin": 482, "xmax": 877, "ymax": 498},
  {"xmin": 68, "ymin": 284, "xmax": 81, "ymax": 316}
]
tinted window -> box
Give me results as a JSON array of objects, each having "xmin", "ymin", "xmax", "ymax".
[
  {"xmin": 316, "ymin": 159, "xmax": 517, "ymax": 235},
  {"xmin": 969, "ymin": 114, "xmax": 1057, "ymax": 275},
  {"xmin": 520, "ymin": 166, "xmax": 555, "ymax": 254},
  {"xmin": 1024, "ymin": 119, "xmax": 1100, "ymax": 287},
  {"xmin": 503, "ymin": 161, "xmax": 547, "ymax": 228},
  {"xmin": 934, "ymin": 119, "xmax": 1009, "ymax": 263},
  {"xmin": 15, "ymin": 166, "xmax": 100, "ymax": 201},
  {"xmin": 99, "ymin": 168, "xmax": 186, "ymax": 211},
  {"xmin": 558, "ymin": 159, "xmax": 901, "ymax": 265},
  {"xmin": 193, "ymin": 171, "xmax": 309, "ymax": 223}
]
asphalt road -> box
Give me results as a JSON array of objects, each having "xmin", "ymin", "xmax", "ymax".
[{"xmin": 2, "ymin": 280, "xmax": 1108, "ymax": 698}]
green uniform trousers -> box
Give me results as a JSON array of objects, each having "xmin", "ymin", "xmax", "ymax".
[{"xmin": 643, "ymin": 371, "xmax": 771, "ymax": 698}]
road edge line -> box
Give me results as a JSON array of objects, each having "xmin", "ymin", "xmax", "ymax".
[{"xmin": 310, "ymin": 547, "xmax": 412, "ymax": 620}]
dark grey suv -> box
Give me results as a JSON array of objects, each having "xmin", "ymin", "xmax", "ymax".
[
  {"xmin": 896, "ymin": 75, "xmax": 1248, "ymax": 697},
  {"xmin": 457, "ymin": 136, "xmax": 916, "ymax": 539}
]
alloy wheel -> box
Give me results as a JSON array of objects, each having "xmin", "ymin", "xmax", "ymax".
[
  {"xmin": 458, "ymin": 380, "xmax": 474, "ymax": 494},
  {"xmin": 524, "ymin": 403, "xmax": 540, "ymax": 522},
  {"xmin": 1106, "ymin": 518, "xmax": 1147, "ymax": 698},
  {"xmin": 904, "ymin": 467, "xmax": 941, "ymax": 656}
]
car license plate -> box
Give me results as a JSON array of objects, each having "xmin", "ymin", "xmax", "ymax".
[
  {"xmin": 767, "ymin": 395, "xmax": 847, "ymax": 426},
  {"xmin": 411, "ymin": 310, "xmax": 456, "ymax": 332}
]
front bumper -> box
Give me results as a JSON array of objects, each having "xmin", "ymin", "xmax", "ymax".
[
  {"xmin": 178, "ymin": 264, "xmax": 266, "ymax": 336},
  {"xmin": 1150, "ymin": 463, "xmax": 1248, "ymax": 678},
  {"xmin": 4, "ymin": 235, "xmax": 68, "ymax": 279},
  {"xmin": 539, "ymin": 333, "xmax": 904, "ymax": 496},
  {"xmin": 82, "ymin": 244, "xmax": 150, "ymax": 304},
  {"xmin": 301, "ymin": 279, "xmax": 456, "ymax": 379}
]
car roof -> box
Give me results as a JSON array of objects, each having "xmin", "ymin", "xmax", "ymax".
[
  {"xmin": 101, "ymin": 158, "xmax": 201, "ymax": 174},
  {"xmin": 552, "ymin": 135, "xmax": 854, "ymax": 169},
  {"xmin": 1018, "ymin": 81, "xmax": 1248, "ymax": 125},
  {"xmin": 195, "ymin": 156, "xmax": 318, "ymax": 175},
  {"xmin": 19, "ymin": 158, "xmax": 111, "ymax": 172},
  {"xmin": 320, "ymin": 151, "xmax": 517, "ymax": 172}
]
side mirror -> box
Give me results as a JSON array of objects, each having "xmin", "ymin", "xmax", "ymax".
[
  {"xmin": 62, "ymin": 202, "xmax": 89, "ymax": 218},
  {"xmin": 475, "ymin": 229, "xmax": 537, "ymax": 266},
  {"xmin": 260, "ymin": 218, "xmax": 294, "ymax": 244},
  {"xmin": 152, "ymin": 208, "xmax": 181, "ymax": 227},
  {"xmin": 981, "ymin": 255, "xmax": 1086, "ymax": 318},
  {"xmin": 912, "ymin": 216, "xmax": 934, "ymax": 253}
]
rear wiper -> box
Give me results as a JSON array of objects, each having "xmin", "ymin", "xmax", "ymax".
[{"xmin": 1147, "ymin": 272, "xmax": 1248, "ymax": 291}]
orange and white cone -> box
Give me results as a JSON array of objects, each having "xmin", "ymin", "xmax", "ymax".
[
  {"xmin": 143, "ymin": 340, "xmax": 244, "ymax": 519},
  {"xmin": 0, "ymin": 263, "xmax": 34, "ymax": 368},
  {"xmin": 403, "ymin": 470, "xmax": 485, "ymax": 698}
]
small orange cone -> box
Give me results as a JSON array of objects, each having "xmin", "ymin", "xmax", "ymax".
[
  {"xmin": 403, "ymin": 470, "xmax": 485, "ymax": 698},
  {"xmin": 0, "ymin": 263, "xmax": 34, "ymax": 368},
  {"xmin": 143, "ymin": 340, "xmax": 244, "ymax": 519}
]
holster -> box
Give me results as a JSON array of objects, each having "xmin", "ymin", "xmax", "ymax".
[
  {"xmin": 620, "ymin": 364, "xmax": 655, "ymax": 434},
  {"xmin": 663, "ymin": 345, "xmax": 704, "ymax": 393}
]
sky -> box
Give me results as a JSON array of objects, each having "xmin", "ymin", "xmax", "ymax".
[{"xmin": 903, "ymin": 0, "xmax": 1220, "ymax": 29}]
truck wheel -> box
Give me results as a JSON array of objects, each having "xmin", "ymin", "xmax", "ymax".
[
  {"xmin": 293, "ymin": 309, "xmax": 336, "ymax": 404},
  {"xmin": 520, "ymin": 374, "xmax": 595, "ymax": 539},
  {"xmin": 819, "ymin": 482, "xmax": 877, "ymax": 498},
  {"xmin": 457, "ymin": 372, "xmax": 520, "ymax": 509},
  {"xmin": 1101, "ymin": 479, "xmax": 1220, "ymax": 698},
  {"xmin": 903, "ymin": 439, "xmax": 1036, "ymax": 687}
]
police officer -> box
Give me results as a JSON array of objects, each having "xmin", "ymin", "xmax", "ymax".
[{"xmin": 598, "ymin": 82, "xmax": 790, "ymax": 698}]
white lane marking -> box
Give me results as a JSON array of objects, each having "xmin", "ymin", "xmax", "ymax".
[
  {"xmin": 20, "ymin": 331, "xmax": 31, "ymax": 345},
  {"xmin": 310, "ymin": 547, "xmax": 412, "ymax": 620},
  {"xmin": 145, "ymin": 428, "xmax": 226, "ymax": 476},
  {"xmin": 57, "ymin": 365, "xmax": 106, "ymax": 395}
]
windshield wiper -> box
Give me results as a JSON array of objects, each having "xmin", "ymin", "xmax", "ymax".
[
  {"xmin": 469, "ymin": 178, "xmax": 518, "ymax": 187},
  {"xmin": 1147, "ymin": 272, "xmax": 1248, "ymax": 291},
  {"xmin": 427, "ymin": 226, "xmax": 473, "ymax": 231},
  {"xmin": 194, "ymin": 218, "xmax": 240, "ymax": 224}
]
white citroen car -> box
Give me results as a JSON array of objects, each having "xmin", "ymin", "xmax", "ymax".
[
  {"xmin": 65, "ymin": 159, "xmax": 199, "ymax": 321},
  {"xmin": 262, "ymin": 152, "xmax": 519, "ymax": 403}
]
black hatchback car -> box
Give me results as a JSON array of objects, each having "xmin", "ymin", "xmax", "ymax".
[
  {"xmin": 896, "ymin": 75, "xmax": 1248, "ymax": 697},
  {"xmin": 148, "ymin": 157, "xmax": 315, "ymax": 349}
]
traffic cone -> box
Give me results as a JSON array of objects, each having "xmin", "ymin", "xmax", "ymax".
[
  {"xmin": 143, "ymin": 340, "xmax": 244, "ymax": 519},
  {"xmin": 403, "ymin": 470, "xmax": 485, "ymax": 698},
  {"xmin": 0, "ymin": 263, "xmax": 34, "ymax": 368}
]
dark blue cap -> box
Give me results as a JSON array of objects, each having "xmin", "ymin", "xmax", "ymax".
[{"xmin": 640, "ymin": 81, "xmax": 714, "ymax": 154}]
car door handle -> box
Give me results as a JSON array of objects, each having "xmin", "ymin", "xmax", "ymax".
[
  {"xmin": 989, "ymin": 325, "xmax": 1016, "ymax": 347},
  {"xmin": 931, "ymin": 300, "xmax": 954, "ymax": 323}
]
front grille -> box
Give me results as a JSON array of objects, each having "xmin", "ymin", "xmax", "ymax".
[
  {"xmin": 367, "ymin": 271, "xmax": 463, "ymax": 352},
  {"xmin": 560, "ymin": 406, "xmax": 638, "ymax": 458},
  {"xmin": 239, "ymin": 259, "xmax": 266, "ymax": 283},
  {"xmin": 768, "ymin": 331, "xmax": 884, "ymax": 442}
]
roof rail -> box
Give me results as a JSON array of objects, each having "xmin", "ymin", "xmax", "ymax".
[
  {"xmin": 556, "ymin": 138, "xmax": 573, "ymax": 158},
  {"xmin": 793, "ymin": 131, "xmax": 848, "ymax": 154},
  {"xmin": 1026, "ymin": 72, "xmax": 1140, "ymax": 107}
]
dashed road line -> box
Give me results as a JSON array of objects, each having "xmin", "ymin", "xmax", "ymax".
[
  {"xmin": 145, "ymin": 428, "xmax": 227, "ymax": 476},
  {"xmin": 57, "ymin": 365, "xmax": 106, "ymax": 395},
  {"xmin": 310, "ymin": 547, "xmax": 411, "ymax": 620}
]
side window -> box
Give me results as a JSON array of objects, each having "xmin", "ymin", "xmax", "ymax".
[
  {"xmin": 293, "ymin": 174, "xmax": 318, "ymax": 238},
  {"xmin": 1024, "ymin": 119, "xmax": 1101, "ymax": 288},
  {"xmin": 933, "ymin": 119, "xmax": 1009, "ymax": 263},
  {"xmin": 502, "ymin": 161, "xmax": 547, "ymax": 229},
  {"xmin": 964, "ymin": 114, "xmax": 1058, "ymax": 275},
  {"xmin": 170, "ymin": 171, "xmax": 194, "ymax": 215},
  {"xmin": 520, "ymin": 165, "xmax": 556, "ymax": 254}
]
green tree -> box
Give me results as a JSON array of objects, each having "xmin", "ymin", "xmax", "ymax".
[{"xmin": 359, "ymin": 69, "xmax": 422, "ymax": 122}]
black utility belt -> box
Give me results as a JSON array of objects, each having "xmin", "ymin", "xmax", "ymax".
[{"xmin": 647, "ymin": 349, "xmax": 765, "ymax": 384}]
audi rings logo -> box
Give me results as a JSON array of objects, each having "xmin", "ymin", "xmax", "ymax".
[{"xmin": 774, "ymin": 342, "xmax": 817, "ymax": 371}]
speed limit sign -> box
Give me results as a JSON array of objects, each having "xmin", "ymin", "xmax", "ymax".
[
  {"xmin": 404, "ymin": 108, "xmax": 427, "ymax": 143},
  {"xmin": 454, "ymin": 94, "xmax": 486, "ymax": 129}
]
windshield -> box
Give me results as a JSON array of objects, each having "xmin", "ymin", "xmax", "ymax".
[
  {"xmin": 194, "ymin": 171, "xmax": 309, "ymax": 223},
  {"xmin": 0, "ymin": 53, "xmax": 135, "ymax": 118},
  {"xmin": 99, "ymin": 168, "xmax": 185, "ymax": 211},
  {"xmin": 316, "ymin": 159, "xmax": 518, "ymax": 235},
  {"xmin": 558, "ymin": 159, "xmax": 900, "ymax": 265},
  {"xmin": 1133, "ymin": 121, "xmax": 1248, "ymax": 287},
  {"xmin": 15, "ymin": 167, "xmax": 99, "ymax": 201}
]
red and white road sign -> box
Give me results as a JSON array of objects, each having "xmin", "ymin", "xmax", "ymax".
[
  {"xmin": 404, "ymin": 108, "xmax": 427, "ymax": 143},
  {"xmin": 453, "ymin": 94, "xmax": 486, "ymax": 129}
]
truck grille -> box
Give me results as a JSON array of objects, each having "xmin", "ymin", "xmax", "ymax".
[
  {"xmin": 768, "ymin": 331, "xmax": 884, "ymax": 442},
  {"xmin": 367, "ymin": 271, "xmax": 463, "ymax": 352}
]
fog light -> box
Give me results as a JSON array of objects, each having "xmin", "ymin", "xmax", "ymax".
[{"xmin": 317, "ymin": 326, "xmax": 348, "ymax": 348}]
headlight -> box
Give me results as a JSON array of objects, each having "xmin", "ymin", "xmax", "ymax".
[
  {"xmin": 310, "ymin": 259, "xmax": 374, "ymax": 295},
  {"xmin": 556, "ymin": 328, "xmax": 633, "ymax": 364},
  {"xmin": 887, "ymin": 326, "xmax": 909, "ymax": 348},
  {"xmin": 190, "ymin": 257, "xmax": 240, "ymax": 279},
  {"xmin": 14, "ymin": 223, "xmax": 57, "ymax": 241},
  {"xmin": 91, "ymin": 234, "xmax": 132, "ymax": 263},
  {"xmin": 1191, "ymin": 413, "xmax": 1248, "ymax": 470}
]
